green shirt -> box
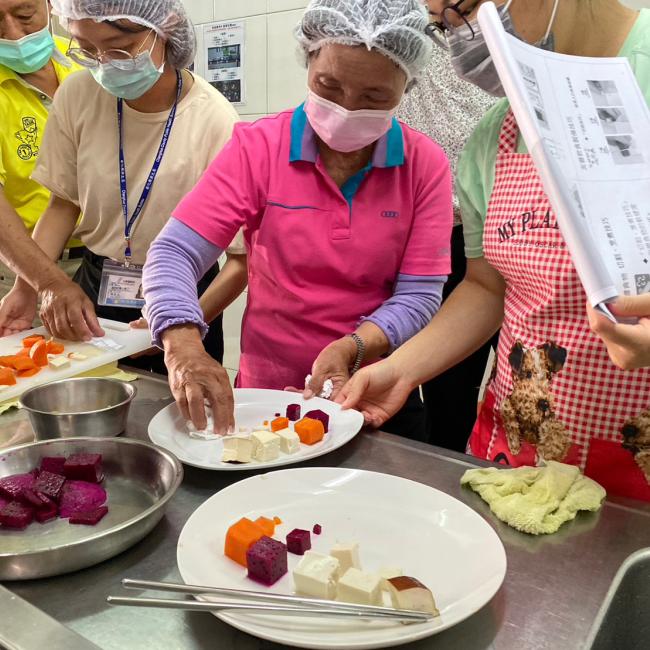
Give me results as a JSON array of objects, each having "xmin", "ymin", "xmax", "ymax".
[{"xmin": 457, "ymin": 8, "xmax": 650, "ymax": 258}]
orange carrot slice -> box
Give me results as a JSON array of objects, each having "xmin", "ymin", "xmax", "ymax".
[
  {"xmin": 18, "ymin": 367, "xmax": 41, "ymax": 378},
  {"xmin": 11, "ymin": 357, "xmax": 36, "ymax": 372},
  {"xmin": 46, "ymin": 340, "xmax": 65, "ymax": 355},
  {"xmin": 22, "ymin": 335, "xmax": 44, "ymax": 348},
  {"xmin": 271, "ymin": 417, "xmax": 289, "ymax": 432},
  {"xmin": 0, "ymin": 368, "xmax": 16, "ymax": 386},
  {"xmin": 29, "ymin": 340, "xmax": 48, "ymax": 367}
]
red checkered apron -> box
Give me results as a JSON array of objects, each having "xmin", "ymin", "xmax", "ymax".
[{"xmin": 469, "ymin": 110, "xmax": 650, "ymax": 501}]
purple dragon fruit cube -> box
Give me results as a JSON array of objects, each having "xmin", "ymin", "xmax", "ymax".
[
  {"xmin": 312, "ymin": 523, "xmax": 322, "ymax": 535},
  {"xmin": 21, "ymin": 488, "xmax": 50, "ymax": 508},
  {"xmin": 0, "ymin": 501, "xmax": 34, "ymax": 529},
  {"xmin": 305, "ymin": 409, "xmax": 330, "ymax": 433},
  {"xmin": 63, "ymin": 453, "xmax": 104, "ymax": 483},
  {"xmin": 59, "ymin": 481, "xmax": 107, "ymax": 518},
  {"xmin": 246, "ymin": 536, "xmax": 288, "ymax": 586},
  {"xmin": 35, "ymin": 496, "xmax": 58, "ymax": 523},
  {"xmin": 69, "ymin": 506, "xmax": 109, "ymax": 526},
  {"xmin": 40, "ymin": 456, "xmax": 66, "ymax": 475},
  {"xmin": 286, "ymin": 528, "xmax": 312, "ymax": 555},
  {"xmin": 286, "ymin": 404, "xmax": 301, "ymax": 422},
  {"xmin": 34, "ymin": 471, "xmax": 66, "ymax": 501},
  {"xmin": 0, "ymin": 473, "xmax": 35, "ymax": 500}
]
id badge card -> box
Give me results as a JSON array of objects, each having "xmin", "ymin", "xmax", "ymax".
[{"xmin": 98, "ymin": 259, "xmax": 145, "ymax": 309}]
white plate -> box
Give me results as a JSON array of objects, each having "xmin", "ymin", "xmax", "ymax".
[
  {"xmin": 148, "ymin": 389, "xmax": 363, "ymax": 471},
  {"xmin": 177, "ymin": 467, "xmax": 507, "ymax": 649}
]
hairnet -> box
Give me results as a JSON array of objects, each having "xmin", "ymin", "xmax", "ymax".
[
  {"xmin": 50, "ymin": 0, "xmax": 196, "ymax": 69},
  {"xmin": 295, "ymin": 0, "xmax": 433, "ymax": 85}
]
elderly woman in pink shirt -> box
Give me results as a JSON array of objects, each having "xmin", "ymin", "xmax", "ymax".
[{"xmin": 143, "ymin": 0, "xmax": 453, "ymax": 437}]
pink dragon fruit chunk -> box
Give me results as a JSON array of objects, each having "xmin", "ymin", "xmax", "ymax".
[
  {"xmin": 0, "ymin": 501, "xmax": 34, "ymax": 528},
  {"xmin": 35, "ymin": 497, "xmax": 58, "ymax": 523},
  {"xmin": 312, "ymin": 523, "xmax": 322, "ymax": 535},
  {"xmin": 286, "ymin": 528, "xmax": 312, "ymax": 555},
  {"xmin": 40, "ymin": 456, "xmax": 66, "ymax": 475},
  {"xmin": 21, "ymin": 488, "xmax": 50, "ymax": 508},
  {"xmin": 63, "ymin": 453, "xmax": 104, "ymax": 483},
  {"xmin": 69, "ymin": 506, "xmax": 109, "ymax": 526},
  {"xmin": 305, "ymin": 410, "xmax": 329, "ymax": 433},
  {"xmin": 34, "ymin": 471, "xmax": 66, "ymax": 501},
  {"xmin": 59, "ymin": 481, "xmax": 107, "ymax": 518},
  {"xmin": 246, "ymin": 536, "xmax": 288, "ymax": 586},
  {"xmin": 0, "ymin": 473, "xmax": 35, "ymax": 500},
  {"xmin": 286, "ymin": 404, "xmax": 301, "ymax": 422}
]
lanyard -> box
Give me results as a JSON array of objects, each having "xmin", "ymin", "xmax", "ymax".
[{"xmin": 117, "ymin": 69, "xmax": 183, "ymax": 265}]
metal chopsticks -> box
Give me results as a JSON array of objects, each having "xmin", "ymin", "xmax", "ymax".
[{"xmin": 106, "ymin": 578, "xmax": 432, "ymax": 623}]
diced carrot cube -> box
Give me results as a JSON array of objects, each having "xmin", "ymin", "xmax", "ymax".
[
  {"xmin": 29, "ymin": 340, "xmax": 48, "ymax": 367},
  {"xmin": 273, "ymin": 516, "xmax": 282, "ymax": 525},
  {"xmin": 255, "ymin": 516, "xmax": 276, "ymax": 536},
  {"xmin": 271, "ymin": 417, "xmax": 289, "ymax": 432},
  {"xmin": 294, "ymin": 418, "xmax": 325, "ymax": 445},
  {"xmin": 0, "ymin": 368, "xmax": 16, "ymax": 386},
  {"xmin": 46, "ymin": 340, "xmax": 65, "ymax": 355},
  {"xmin": 224, "ymin": 517, "xmax": 266, "ymax": 567},
  {"xmin": 22, "ymin": 335, "xmax": 44, "ymax": 348}
]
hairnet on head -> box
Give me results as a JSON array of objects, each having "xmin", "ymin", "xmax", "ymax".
[
  {"xmin": 295, "ymin": 0, "xmax": 433, "ymax": 86},
  {"xmin": 50, "ymin": 0, "xmax": 196, "ymax": 69}
]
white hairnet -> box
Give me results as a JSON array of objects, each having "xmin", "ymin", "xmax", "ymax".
[
  {"xmin": 295, "ymin": 0, "xmax": 433, "ymax": 85},
  {"xmin": 50, "ymin": 0, "xmax": 196, "ymax": 69}
]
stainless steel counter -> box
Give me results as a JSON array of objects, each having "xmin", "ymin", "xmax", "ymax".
[{"xmin": 2, "ymin": 371, "xmax": 650, "ymax": 650}]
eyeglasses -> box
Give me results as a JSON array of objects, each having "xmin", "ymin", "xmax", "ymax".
[
  {"xmin": 425, "ymin": 1, "xmax": 479, "ymax": 50},
  {"xmin": 66, "ymin": 29, "xmax": 157, "ymax": 70}
]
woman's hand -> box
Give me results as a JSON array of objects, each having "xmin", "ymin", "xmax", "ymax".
[
  {"xmin": 0, "ymin": 285, "xmax": 38, "ymax": 336},
  {"xmin": 302, "ymin": 336, "xmax": 358, "ymax": 400},
  {"xmin": 336, "ymin": 358, "xmax": 414, "ymax": 428},
  {"xmin": 162, "ymin": 324, "xmax": 235, "ymax": 434},
  {"xmin": 128, "ymin": 318, "xmax": 159, "ymax": 358},
  {"xmin": 39, "ymin": 277, "xmax": 104, "ymax": 341},
  {"xmin": 587, "ymin": 296, "xmax": 650, "ymax": 370}
]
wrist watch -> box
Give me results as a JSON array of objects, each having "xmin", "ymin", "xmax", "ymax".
[{"xmin": 348, "ymin": 333, "xmax": 366, "ymax": 375}]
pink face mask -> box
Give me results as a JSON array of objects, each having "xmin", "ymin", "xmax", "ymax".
[{"xmin": 305, "ymin": 90, "xmax": 399, "ymax": 153}]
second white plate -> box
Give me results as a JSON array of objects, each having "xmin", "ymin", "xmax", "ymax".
[{"xmin": 148, "ymin": 389, "xmax": 364, "ymax": 471}]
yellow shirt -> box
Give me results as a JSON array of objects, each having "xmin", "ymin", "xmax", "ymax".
[{"xmin": 0, "ymin": 35, "xmax": 80, "ymax": 234}]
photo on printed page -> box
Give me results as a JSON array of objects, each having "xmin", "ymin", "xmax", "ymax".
[
  {"xmin": 596, "ymin": 107, "xmax": 631, "ymax": 135},
  {"xmin": 606, "ymin": 135, "xmax": 644, "ymax": 165},
  {"xmin": 587, "ymin": 79, "xmax": 624, "ymax": 107}
]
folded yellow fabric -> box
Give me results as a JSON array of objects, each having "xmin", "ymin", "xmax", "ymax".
[
  {"xmin": 0, "ymin": 363, "xmax": 139, "ymax": 414},
  {"xmin": 461, "ymin": 461, "xmax": 606, "ymax": 535}
]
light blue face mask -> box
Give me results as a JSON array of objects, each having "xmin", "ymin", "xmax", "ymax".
[
  {"xmin": 0, "ymin": 18, "xmax": 55, "ymax": 75},
  {"xmin": 90, "ymin": 43, "xmax": 164, "ymax": 100}
]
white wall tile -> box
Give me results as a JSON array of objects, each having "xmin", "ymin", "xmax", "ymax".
[
  {"xmin": 185, "ymin": 0, "xmax": 214, "ymax": 24},
  {"xmin": 214, "ymin": 0, "xmax": 267, "ymax": 20},
  {"xmin": 239, "ymin": 15, "xmax": 268, "ymax": 115},
  {"xmin": 267, "ymin": 9, "xmax": 308, "ymax": 113},
  {"xmin": 267, "ymin": 0, "xmax": 309, "ymax": 12},
  {"xmin": 240, "ymin": 114, "xmax": 268, "ymax": 122}
]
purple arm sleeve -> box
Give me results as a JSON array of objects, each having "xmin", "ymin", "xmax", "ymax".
[
  {"xmin": 362, "ymin": 274, "xmax": 447, "ymax": 351},
  {"xmin": 143, "ymin": 218, "xmax": 224, "ymax": 348}
]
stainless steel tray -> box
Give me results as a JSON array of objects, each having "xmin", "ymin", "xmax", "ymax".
[{"xmin": 0, "ymin": 437, "xmax": 183, "ymax": 581}]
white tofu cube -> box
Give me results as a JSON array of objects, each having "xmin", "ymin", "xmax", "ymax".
[
  {"xmin": 330, "ymin": 542, "xmax": 361, "ymax": 574},
  {"xmin": 337, "ymin": 568, "xmax": 383, "ymax": 606},
  {"xmin": 48, "ymin": 356, "xmax": 70, "ymax": 370},
  {"xmin": 293, "ymin": 551, "xmax": 340, "ymax": 599},
  {"xmin": 222, "ymin": 436, "xmax": 254, "ymax": 463},
  {"xmin": 377, "ymin": 566, "xmax": 403, "ymax": 591},
  {"xmin": 275, "ymin": 428, "xmax": 300, "ymax": 454},
  {"xmin": 251, "ymin": 430, "xmax": 280, "ymax": 462}
]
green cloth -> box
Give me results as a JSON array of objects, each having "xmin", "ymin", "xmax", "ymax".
[
  {"xmin": 457, "ymin": 9, "xmax": 650, "ymax": 259},
  {"xmin": 461, "ymin": 461, "xmax": 606, "ymax": 535}
]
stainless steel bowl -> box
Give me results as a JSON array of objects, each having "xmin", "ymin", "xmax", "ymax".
[
  {"xmin": 0, "ymin": 437, "xmax": 183, "ymax": 580},
  {"xmin": 19, "ymin": 378, "xmax": 137, "ymax": 440}
]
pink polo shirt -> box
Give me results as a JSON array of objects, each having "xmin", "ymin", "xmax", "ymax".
[{"xmin": 174, "ymin": 105, "xmax": 452, "ymax": 390}]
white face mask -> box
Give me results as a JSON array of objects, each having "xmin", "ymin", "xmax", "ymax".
[{"xmin": 448, "ymin": 0, "xmax": 560, "ymax": 97}]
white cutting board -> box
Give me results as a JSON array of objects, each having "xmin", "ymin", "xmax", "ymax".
[{"xmin": 0, "ymin": 318, "xmax": 151, "ymax": 402}]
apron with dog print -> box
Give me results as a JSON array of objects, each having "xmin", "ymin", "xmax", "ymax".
[{"xmin": 469, "ymin": 109, "xmax": 650, "ymax": 501}]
